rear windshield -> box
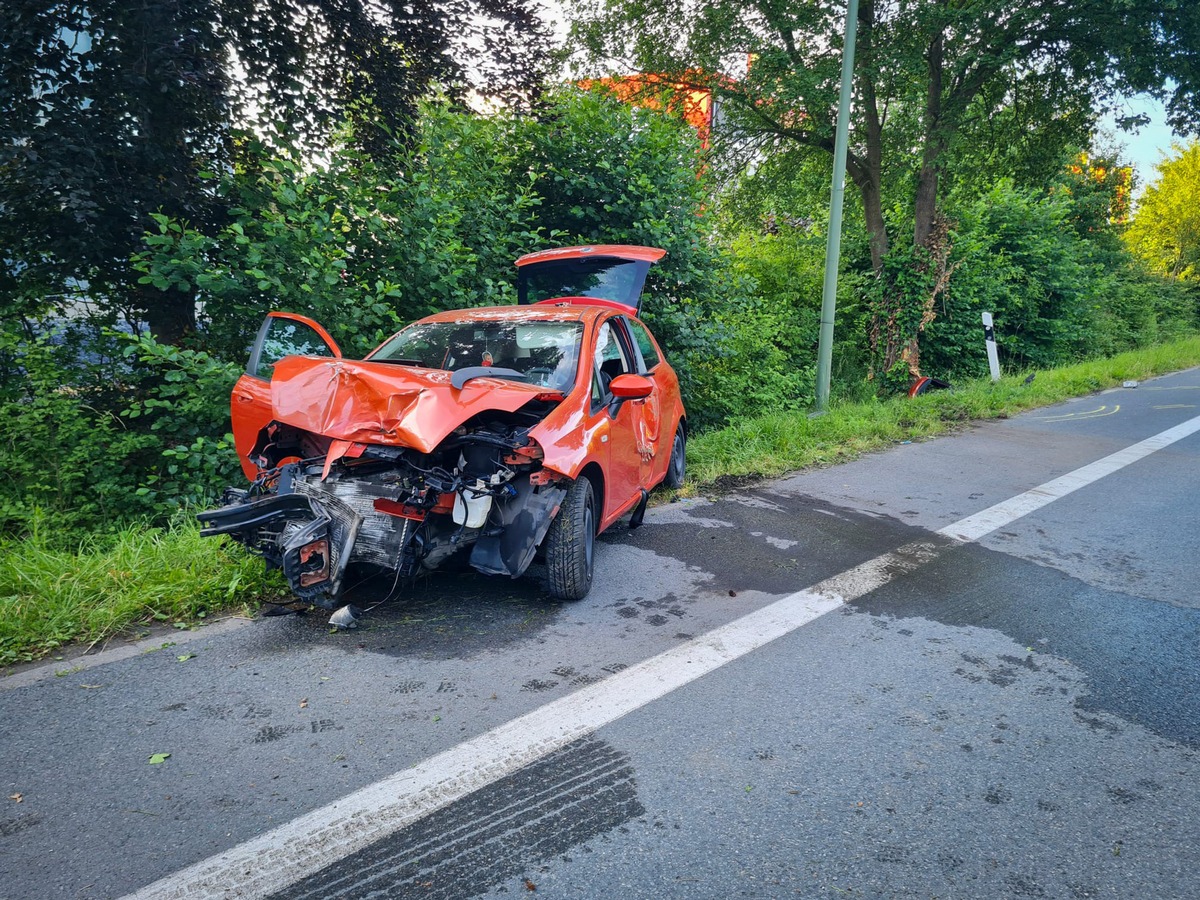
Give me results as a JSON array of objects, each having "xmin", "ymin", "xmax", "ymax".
[
  {"xmin": 370, "ymin": 320, "xmax": 584, "ymax": 392},
  {"xmin": 518, "ymin": 257, "xmax": 649, "ymax": 308}
]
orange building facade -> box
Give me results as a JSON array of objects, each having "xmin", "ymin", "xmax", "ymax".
[{"xmin": 579, "ymin": 73, "xmax": 718, "ymax": 149}]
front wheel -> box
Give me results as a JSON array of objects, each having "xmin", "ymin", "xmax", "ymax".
[
  {"xmin": 663, "ymin": 423, "xmax": 686, "ymax": 489},
  {"xmin": 544, "ymin": 477, "xmax": 596, "ymax": 601}
]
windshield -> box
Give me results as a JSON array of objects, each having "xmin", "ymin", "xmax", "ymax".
[{"xmin": 370, "ymin": 320, "xmax": 584, "ymax": 392}]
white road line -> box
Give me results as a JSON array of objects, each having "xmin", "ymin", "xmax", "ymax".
[
  {"xmin": 122, "ymin": 413, "xmax": 1200, "ymax": 900},
  {"xmin": 940, "ymin": 414, "xmax": 1200, "ymax": 543}
]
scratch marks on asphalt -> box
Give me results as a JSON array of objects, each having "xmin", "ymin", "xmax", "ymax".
[
  {"xmin": 268, "ymin": 737, "xmax": 642, "ymax": 900},
  {"xmin": 156, "ymin": 700, "xmax": 348, "ymax": 747},
  {"xmin": 612, "ymin": 594, "xmax": 689, "ymax": 626},
  {"xmin": 0, "ymin": 812, "xmax": 41, "ymax": 838},
  {"xmin": 253, "ymin": 720, "xmax": 343, "ymax": 744}
]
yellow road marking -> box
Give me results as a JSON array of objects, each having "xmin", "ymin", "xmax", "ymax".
[{"xmin": 1036, "ymin": 404, "xmax": 1120, "ymax": 422}]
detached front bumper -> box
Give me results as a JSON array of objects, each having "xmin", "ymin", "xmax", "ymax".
[
  {"xmin": 198, "ymin": 489, "xmax": 357, "ymax": 608},
  {"xmin": 198, "ymin": 492, "xmax": 315, "ymax": 536}
]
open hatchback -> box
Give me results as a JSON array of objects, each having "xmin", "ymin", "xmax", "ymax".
[{"xmin": 198, "ymin": 246, "xmax": 687, "ymax": 621}]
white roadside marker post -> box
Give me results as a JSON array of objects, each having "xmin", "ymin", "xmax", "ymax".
[{"xmin": 982, "ymin": 311, "xmax": 1001, "ymax": 382}]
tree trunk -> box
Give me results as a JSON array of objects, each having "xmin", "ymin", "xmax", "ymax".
[
  {"xmin": 139, "ymin": 285, "xmax": 196, "ymax": 345},
  {"xmin": 856, "ymin": 0, "xmax": 888, "ymax": 271},
  {"xmin": 913, "ymin": 31, "xmax": 944, "ymax": 250},
  {"xmin": 857, "ymin": 175, "xmax": 887, "ymax": 271}
]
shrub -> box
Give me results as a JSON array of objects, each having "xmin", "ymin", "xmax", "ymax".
[
  {"xmin": 0, "ymin": 329, "xmax": 158, "ymax": 540},
  {"xmin": 0, "ymin": 326, "xmax": 247, "ymax": 542},
  {"xmin": 118, "ymin": 332, "xmax": 244, "ymax": 513},
  {"xmin": 133, "ymin": 125, "xmax": 545, "ymax": 361}
]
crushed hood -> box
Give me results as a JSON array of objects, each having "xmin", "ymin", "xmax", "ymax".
[{"xmin": 269, "ymin": 357, "xmax": 550, "ymax": 453}]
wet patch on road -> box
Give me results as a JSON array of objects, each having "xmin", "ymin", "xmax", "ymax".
[
  {"xmin": 481, "ymin": 603, "xmax": 1200, "ymax": 900},
  {"xmin": 850, "ymin": 539, "xmax": 1200, "ymax": 748},
  {"xmin": 238, "ymin": 519, "xmax": 736, "ymax": 665},
  {"xmin": 609, "ymin": 491, "xmax": 907, "ymax": 597},
  {"xmin": 241, "ymin": 569, "xmax": 559, "ymax": 661}
]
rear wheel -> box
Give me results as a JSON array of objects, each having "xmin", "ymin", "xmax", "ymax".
[
  {"xmin": 663, "ymin": 423, "xmax": 686, "ymax": 489},
  {"xmin": 545, "ymin": 477, "xmax": 596, "ymax": 601}
]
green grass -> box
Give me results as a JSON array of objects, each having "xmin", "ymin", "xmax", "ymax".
[
  {"xmin": 0, "ymin": 519, "xmax": 284, "ymax": 667},
  {"xmin": 686, "ymin": 336, "xmax": 1200, "ymax": 486},
  {"xmin": 3, "ymin": 335, "xmax": 1198, "ymax": 668}
]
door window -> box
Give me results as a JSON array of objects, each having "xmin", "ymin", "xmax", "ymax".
[
  {"xmin": 247, "ymin": 317, "xmax": 338, "ymax": 379},
  {"xmin": 592, "ymin": 320, "xmax": 635, "ymax": 412}
]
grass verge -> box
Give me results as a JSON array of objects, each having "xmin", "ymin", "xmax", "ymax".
[
  {"xmin": 686, "ymin": 336, "xmax": 1200, "ymax": 486},
  {"xmin": 3, "ymin": 336, "xmax": 1198, "ymax": 668},
  {"xmin": 0, "ymin": 520, "xmax": 284, "ymax": 667}
]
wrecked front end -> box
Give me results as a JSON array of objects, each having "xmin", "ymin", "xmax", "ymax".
[{"xmin": 199, "ymin": 412, "xmax": 568, "ymax": 609}]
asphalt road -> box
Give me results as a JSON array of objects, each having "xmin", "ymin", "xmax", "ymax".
[{"xmin": 2, "ymin": 370, "xmax": 1198, "ymax": 900}]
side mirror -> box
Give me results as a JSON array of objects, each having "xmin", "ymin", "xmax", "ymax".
[{"xmin": 608, "ymin": 373, "xmax": 654, "ymax": 400}]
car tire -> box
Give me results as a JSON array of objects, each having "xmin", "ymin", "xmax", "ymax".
[
  {"xmin": 545, "ymin": 476, "xmax": 596, "ymax": 601},
  {"xmin": 663, "ymin": 423, "xmax": 686, "ymax": 489}
]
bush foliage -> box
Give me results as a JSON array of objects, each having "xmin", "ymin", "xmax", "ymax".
[{"xmin": 721, "ymin": 164, "xmax": 1197, "ymax": 392}]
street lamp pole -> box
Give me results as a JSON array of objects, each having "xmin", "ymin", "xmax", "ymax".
[{"xmin": 815, "ymin": 0, "xmax": 860, "ymax": 411}]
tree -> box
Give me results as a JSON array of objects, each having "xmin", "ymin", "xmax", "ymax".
[
  {"xmin": 570, "ymin": 0, "xmax": 1199, "ymax": 377},
  {"xmin": 132, "ymin": 109, "xmax": 548, "ymax": 360},
  {"xmin": 0, "ymin": 1, "xmax": 231, "ymax": 339},
  {"xmin": 0, "ymin": 0, "xmax": 552, "ymax": 343},
  {"xmin": 513, "ymin": 87, "xmax": 756, "ymax": 425},
  {"xmin": 1125, "ymin": 140, "xmax": 1200, "ymax": 285}
]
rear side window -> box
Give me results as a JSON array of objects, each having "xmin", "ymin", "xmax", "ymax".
[{"xmin": 626, "ymin": 318, "xmax": 661, "ymax": 371}]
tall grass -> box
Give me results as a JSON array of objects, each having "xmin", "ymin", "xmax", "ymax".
[{"xmin": 0, "ymin": 519, "xmax": 283, "ymax": 666}]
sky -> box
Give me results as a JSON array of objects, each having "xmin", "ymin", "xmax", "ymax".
[{"xmin": 1099, "ymin": 92, "xmax": 1188, "ymax": 195}]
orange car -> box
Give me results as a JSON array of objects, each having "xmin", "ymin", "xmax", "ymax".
[{"xmin": 199, "ymin": 245, "xmax": 686, "ymax": 621}]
